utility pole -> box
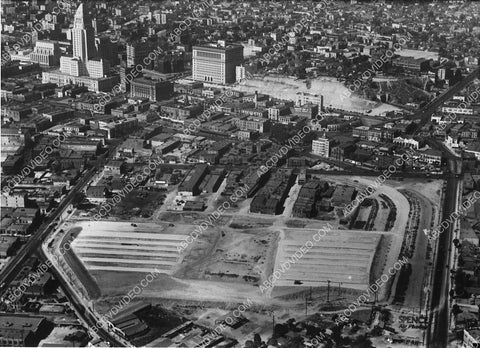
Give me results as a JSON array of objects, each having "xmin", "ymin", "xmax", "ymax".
[
  {"xmin": 305, "ymin": 295, "xmax": 308, "ymax": 316},
  {"xmin": 327, "ymin": 280, "xmax": 331, "ymax": 303},
  {"xmin": 272, "ymin": 311, "xmax": 275, "ymax": 334}
]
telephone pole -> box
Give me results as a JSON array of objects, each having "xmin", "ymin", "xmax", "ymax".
[
  {"xmin": 305, "ymin": 295, "xmax": 308, "ymax": 316},
  {"xmin": 327, "ymin": 280, "xmax": 331, "ymax": 303},
  {"xmin": 270, "ymin": 310, "xmax": 275, "ymax": 334}
]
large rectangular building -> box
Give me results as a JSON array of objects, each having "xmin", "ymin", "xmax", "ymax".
[
  {"xmin": 233, "ymin": 116, "xmax": 270, "ymax": 133},
  {"xmin": 130, "ymin": 78, "xmax": 173, "ymax": 101},
  {"xmin": 192, "ymin": 43, "xmax": 243, "ymax": 85},
  {"xmin": 42, "ymin": 70, "xmax": 119, "ymax": 92},
  {"xmin": 178, "ymin": 164, "xmax": 209, "ymax": 196},
  {"xmin": 0, "ymin": 313, "xmax": 51, "ymax": 347}
]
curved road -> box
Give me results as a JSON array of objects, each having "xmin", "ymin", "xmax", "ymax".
[{"xmin": 426, "ymin": 152, "xmax": 461, "ymax": 348}]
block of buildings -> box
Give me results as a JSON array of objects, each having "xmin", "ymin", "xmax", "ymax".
[{"xmin": 250, "ymin": 169, "xmax": 295, "ymax": 215}]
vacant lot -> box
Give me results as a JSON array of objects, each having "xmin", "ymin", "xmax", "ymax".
[
  {"xmin": 71, "ymin": 221, "xmax": 189, "ymax": 274},
  {"xmin": 274, "ymin": 229, "xmax": 380, "ymax": 290}
]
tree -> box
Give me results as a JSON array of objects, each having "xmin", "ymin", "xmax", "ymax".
[
  {"xmin": 266, "ymin": 337, "xmax": 278, "ymax": 346},
  {"xmin": 273, "ymin": 323, "xmax": 288, "ymax": 338},
  {"xmin": 253, "ymin": 333, "xmax": 262, "ymax": 346},
  {"xmin": 453, "ymin": 69, "xmax": 463, "ymax": 85},
  {"xmin": 244, "ymin": 340, "xmax": 254, "ymax": 348},
  {"xmin": 287, "ymin": 318, "xmax": 296, "ymax": 331},
  {"xmin": 72, "ymin": 192, "xmax": 86, "ymax": 208},
  {"xmin": 452, "ymin": 304, "xmax": 462, "ymax": 318},
  {"xmin": 453, "ymin": 239, "xmax": 460, "ymax": 248},
  {"xmin": 455, "ymin": 269, "xmax": 467, "ymax": 296},
  {"xmin": 351, "ymin": 335, "xmax": 374, "ymax": 348},
  {"xmin": 286, "ymin": 336, "xmax": 303, "ymax": 348}
]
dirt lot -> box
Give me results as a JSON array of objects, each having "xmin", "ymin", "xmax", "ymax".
[
  {"xmin": 177, "ymin": 229, "xmax": 277, "ymax": 283},
  {"xmin": 62, "ymin": 175, "xmax": 442, "ymax": 343}
]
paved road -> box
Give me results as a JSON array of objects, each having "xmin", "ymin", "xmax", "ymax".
[
  {"xmin": 413, "ymin": 67, "xmax": 479, "ymax": 129},
  {"xmin": 36, "ymin": 252, "xmax": 126, "ymax": 347},
  {"xmin": 0, "ymin": 168, "xmax": 96, "ymax": 286},
  {"xmin": 426, "ymin": 151, "xmax": 461, "ymax": 348}
]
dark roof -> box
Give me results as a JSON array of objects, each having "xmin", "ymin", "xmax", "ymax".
[{"xmin": 0, "ymin": 314, "xmax": 46, "ymax": 338}]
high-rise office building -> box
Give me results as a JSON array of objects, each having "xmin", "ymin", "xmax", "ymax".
[
  {"xmin": 126, "ymin": 42, "xmax": 153, "ymax": 68},
  {"xmin": 154, "ymin": 53, "xmax": 185, "ymax": 73},
  {"xmin": 95, "ymin": 36, "xmax": 119, "ymax": 65},
  {"xmin": 236, "ymin": 65, "xmax": 246, "ymax": 82},
  {"xmin": 72, "ymin": 3, "xmax": 95, "ymax": 63},
  {"xmin": 312, "ymin": 134, "xmax": 331, "ymax": 157},
  {"xmin": 120, "ymin": 65, "xmax": 138, "ymax": 92},
  {"xmin": 192, "ymin": 42, "xmax": 243, "ymax": 84},
  {"xmin": 30, "ymin": 40, "xmax": 61, "ymax": 67}
]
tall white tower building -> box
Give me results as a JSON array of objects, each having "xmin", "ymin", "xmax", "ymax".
[
  {"xmin": 59, "ymin": 3, "xmax": 107, "ymax": 78},
  {"xmin": 312, "ymin": 133, "xmax": 331, "ymax": 157},
  {"xmin": 72, "ymin": 3, "xmax": 95, "ymax": 62}
]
